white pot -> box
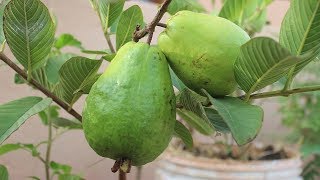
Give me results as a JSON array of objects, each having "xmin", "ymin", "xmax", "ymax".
[{"xmin": 156, "ymin": 151, "xmax": 302, "ymax": 180}]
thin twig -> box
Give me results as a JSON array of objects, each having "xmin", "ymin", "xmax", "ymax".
[
  {"xmin": 0, "ymin": 53, "xmax": 82, "ymax": 122},
  {"xmin": 239, "ymin": 85, "xmax": 320, "ymax": 100},
  {"xmin": 45, "ymin": 109, "xmax": 53, "ymax": 180},
  {"xmin": 104, "ymin": 31, "xmax": 115, "ymax": 53},
  {"xmin": 157, "ymin": 22, "xmax": 167, "ymax": 28},
  {"xmin": 133, "ymin": 0, "xmax": 172, "ymax": 43}
]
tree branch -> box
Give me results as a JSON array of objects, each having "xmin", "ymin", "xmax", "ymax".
[
  {"xmin": 240, "ymin": 85, "xmax": 320, "ymax": 100},
  {"xmin": 133, "ymin": 0, "xmax": 172, "ymax": 44},
  {"xmin": 0, "ymin": 53, "xmax": 82, "ymax": 122}
]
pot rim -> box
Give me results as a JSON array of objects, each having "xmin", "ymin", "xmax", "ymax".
[{"xmin": 160, "ymin": 150, "xmax": 302, "ymax": 172}]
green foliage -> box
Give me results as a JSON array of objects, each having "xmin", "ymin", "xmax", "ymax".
[
  {"xmin": 45, "ymin": 53, "xmax": 76, "ymax": 84},
  {"xmin": 167, "ymin": 0, "xmax": 205, "ymax": 15},
  {"xmin": 0, "ymin": 143, "xmax": 40, "ymax": 157},
  {"xmin": 170, "ymin": 68, "xmax": 187, "ymax": 91},
  {"xmin": 219, "ymin": 0, "xmax": 273, "ymax": 35},
  {"xmin": 0, "ymin": 0, "xmax": 10, "ymax": 52},
  {"xmin": 0, "ymin": 97, "xmax": 52, "ymax": 144},
  {"xmin": 174, "ymin": 121, "xmax": 193, "ymax": 149},
  {"xmin": 116, "ymin": 5, "xmax": 144, "ymax": 50},
  {"xmin": 0, "ymin": 144, "xmax": 22, "ymax": 155},
  {"xmin": 2, "ymin": 0, "xmax": 320, "ymax": 177},
  {"xmin": 204, "ymin": 90, "xmax": 263, "ymax": 145},
  {"xmin": 0, "ymin": 165, "xmax": 8, "ymax": 180},
  {"xmin": 177, "ymin": 88, "xmax": 215, "ymax": 135},
  {"xmin": 91, "ymin": 0, "xmax": 125, "ymax": 32},
  {"xmin": 54, "ymin": 34, "xmax": 83, "ymax": 50},
  {"xmin": 204, "ymin": 107, "xmax": 230, "ymax": 133},
  {"xmin": 234, "ymin": 37, "xmax": 310, "ymax": 99},
  {"xmin": 302, "ymin": 155, "xmax": 320, "ymax": 180},
  {"xmin": 279, "ymin": 0, "xmax": 320, "ymax": 80},
  {"xmin": 3, "ymin": 0, "xmax": 55, "ymax": 80},
  {"xmin": 50, "ymin": 161, "xmax": 83, "ymax": 180},
  {"xmin": 55, "ymin": 57, "xmax": 102, "ymax": 107}
]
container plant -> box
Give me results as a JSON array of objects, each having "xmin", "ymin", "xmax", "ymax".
[{"xmin": 0, "ymin": 0, "xmax": 320, "ymax": 180}]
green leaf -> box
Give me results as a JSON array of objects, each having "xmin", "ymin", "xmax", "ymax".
[
  {"xmin": 0, "ymin": 144, "xmax": 21, "ymax": 156},
  {"xmin": 234, "ymin": 37, "xmax": 306, "ymax": 97},
  {"xmin": 301, "ymin": 143, "xmax": 320, "ymax": 157},
  {"xmin": 0, "ymin": 165, "xmax": 8, "ymax": 180},
  {"xmin": 0, "ymin": 97, "xmax": 52, "ymax": 144},
  {"xmin": 170, "ymin": 67, "xmax": 187, "ymax": 91},
  {"xmin": 38, "ymin": 105, "xmax": 60, "ymax": 125},
  {"xmin": 0, "ymin": 143, "xmax": 39, "ymax": 156},
  {"xmin": 45, "ymin": 53, "xmax": 75, "ymax": 84},
  {"xmin": 54, "ymin": 34, "xmax": 83, "ymax": 50},
  {"xmin": 50, "ymin": 161, "xmax": 72, "ymax": 174},
  {"xmin": 0, "ymin": 0, "xmax": 10, "ymax": 52},
  {"xmin": 280, "ymin": 0, "xmax": 320, "ymax": 77},
  {"xmin": 74, "ymin": 73, "xmax": 101, "ymax": 94},
  {"xmin": 58, "ymin": 174, "xmax": 82, "ymax": 180},
  {"xmin": 52, "ymin": 118, "xmax": 82, "ymax": 129},
  {"xmin": 93, "ymin": 0, "xmax": 125, "ymax": 32},
  {"xmin": 56, "ymin": 57, "xmax": 102, "ymax": 106},
  {"xmin": 14, "ymin": 68, "xmax": 53, "ymax": 90},
  {"xmin": 177, "ymin": 109, "xmax": 214, "ymax": 135},
  {"xmin": 204, "ymin": 107, "xmax": 230, "ymax": 133},
  {"xmin": 174, "ymin": 121, "xmax": 193, "ymax": 149},
  {"xmin": 28, "ymin": 176, "xmax": 41, "ymax": 180},
  {"xmin": 116, "ymin": 5, "xmax": 143, "ymax": 50},
  {"xmin": 102, "ymin": 53, "xmax": 116, "ymax": 62},
  {"xmin": 177, "ymin": 88, "xmax": 215, "ymax": 135},
  {"xmin": 14, "ymin": 73, "xmax": 25, "ymax": 84},
  {"xmin": 203, "ymin": 91, "xmax": 263, "ymax": 145},
  {"xmin": 178, "ymin": 88, "xmax": 208, "ymax": 116},
  {"xmin": 219, "ymin": 0, "xmax": 272, "ymax": 34},
  {"xmin": 3, "ymin": 0, "xmax": 55, "ymax": 79},
  {"xmin": 32, "ymin": 67, "xmax": 53, "ymax": 90},
  {"xmin": 167, "ymin": 0, "xmax": 205, "ymax": 15},
  {"xmin": 219, "ymin": 0, "xmax": 257, "ymax": 25}
]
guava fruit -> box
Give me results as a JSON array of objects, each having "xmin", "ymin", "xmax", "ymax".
[
  {"xmin": 158, "ymin": 11, "xmax": 250, "ymax": 96},
  {"xmin": 82, "ymin": 42, "xmax": 176, "ymax": 166}
]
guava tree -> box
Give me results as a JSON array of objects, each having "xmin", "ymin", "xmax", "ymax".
[{"xmin": 0, "ymin": 0, "xmax": 320, "ymax": 180}]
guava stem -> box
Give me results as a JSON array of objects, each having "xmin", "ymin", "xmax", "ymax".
[
  {"xmin": 119, "ymin": 170, "xmax": 126, "ymax": 180},
  {"xmin": 111, "ymin": 158, "xmax": 132, "ymax": 173},
  {"xmin": 111, "ymin": 160, "xmax": 121, "ymax": 173}
]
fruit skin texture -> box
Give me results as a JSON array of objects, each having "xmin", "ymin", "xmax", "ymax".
[
  {"xmin": 158, "ymin": 11, "xmax": 250, "ymax": 96},
  {"xmin": 82, "ymin": 42, "xmax": 176, "ymax": 166}
]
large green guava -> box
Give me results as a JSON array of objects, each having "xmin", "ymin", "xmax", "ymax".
[
  {"xmin": 82, "ymin": 42, "xmax": 176, "ymax": 166},
  {"xmin": 158, "ymin": 11, "xmax": 250, "ymax": 96}
]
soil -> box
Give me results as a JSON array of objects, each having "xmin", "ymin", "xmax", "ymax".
[{"xmin": 170, "ymin": 140, "xmax": 298, "ymax": 161}]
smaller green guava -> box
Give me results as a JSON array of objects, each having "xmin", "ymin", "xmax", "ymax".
[{"xmin": 158, "ymin": 11, "xmax": 250, "ymax": 96}]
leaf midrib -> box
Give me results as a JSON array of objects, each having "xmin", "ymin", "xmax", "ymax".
[
  {"xmin": 119, "ymin": 7, "xmax": 137, "ymax": 49},
  {"xmin": 23, "ymin": 0, "xmax": 31, "ymax": 77},
  {"xmin": 296, "ymin": 1, "xmax": 320, "ymax": 56},
  {"xmin": 0, "ymin": 98, "xmax": 51, "ymax": 144},
  {"xmin": 247, "ymin": 55, "xmax": 296, "ymax": 96}
]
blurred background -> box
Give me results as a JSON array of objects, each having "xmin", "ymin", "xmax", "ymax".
[{"xmin": 0, "ymin": 0, "xmax": 301, "ymax": 179}]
